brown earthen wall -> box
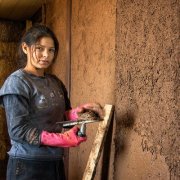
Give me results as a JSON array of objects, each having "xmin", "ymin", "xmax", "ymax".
[
  {"xmin": 69, "ymin": 1, "xmax": 116, "ymax": 179},
  {"xmin": 46, "ymin": 0, "xmax": 69, "ymax": 86},
  {"xmin": 115, "ymin": 0, "xmax": 179, "ymax": 179},
  {"xmin": 0, "ymin": 20, "xmax": 25, "ymax": 179}
]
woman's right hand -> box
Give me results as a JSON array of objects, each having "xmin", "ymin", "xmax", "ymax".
[{"xmin": 40, "ymin": 127, "xmax": 87, "ymax": 148}]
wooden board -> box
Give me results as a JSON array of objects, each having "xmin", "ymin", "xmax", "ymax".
[{"xmin": 82, "ymin": 104, "xmax": 114, "ymax": 180}]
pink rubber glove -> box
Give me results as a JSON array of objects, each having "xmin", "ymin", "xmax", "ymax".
[
  {"xmin": 65, "ymin": 103, "xmax": 104, "ymax": 121},
  {"xmin": 65, "ymin": 107, "xmax": 84, "ymax": 121},
  {"xmin": 40, "ymin": 127, "xmax": 87, "ymax": 147}
]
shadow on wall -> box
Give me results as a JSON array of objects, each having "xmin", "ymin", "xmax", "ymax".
[
  {"xmin": 97, "ymin": 108, "xmax": 136, "ymax": 180},
  {"xmin": 101, "ymin": 112, "xmax": 115, "ymax": 180},
  {"xmin": 115, "ymin": 109, "xmax": 136, "ymax": 156}
]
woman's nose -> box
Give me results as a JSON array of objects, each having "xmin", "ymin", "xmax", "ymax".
[{"xmin": 43, "ymin": 49, "xmax": 49, "ymax": 57}]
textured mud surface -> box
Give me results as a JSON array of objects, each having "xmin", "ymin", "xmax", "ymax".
[
  {"xmin": 115, "ymin": 0, "xmax": 179, "ymax": 179},
  {"xmin": 0, "ymin": 20, "xmax": 24, "ymax": 179},
  {"xmin": 0, "ymin": 20, "xmax": 24, "ymax": 42}
]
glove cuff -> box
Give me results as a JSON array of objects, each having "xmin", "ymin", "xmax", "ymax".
[{"xmin": 65, "ymin": 108, "xmax": 80, "ymax": 121}]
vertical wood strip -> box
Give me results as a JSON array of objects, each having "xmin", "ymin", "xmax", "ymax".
[{"xmin": 82, "ymin": 104, "xmax": 114, "ymax": 180}]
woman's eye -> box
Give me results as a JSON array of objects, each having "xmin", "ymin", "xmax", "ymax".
[
  {"xmin": 49, "ymin": 49, "xmax": 55, "ymax": 53},
  {"xmin": 36, "ymin": 46, "xmax": 43, "ymax": 51}
]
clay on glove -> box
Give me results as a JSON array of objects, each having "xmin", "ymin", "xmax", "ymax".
[
  {"xmin": 65, "ymin": 103, "xmax": 104, "ymax": 121},
  {"xmin": 40, "ymin": 126, "xmax": 87, "ymax": 148},
  {"xmin": 80, "ymin": 103, "xmax": 104, "ymax": 119}
]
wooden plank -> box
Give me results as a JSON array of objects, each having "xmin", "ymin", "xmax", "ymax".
[{"xmin": 82, "ymin": 104, "xmax": 114, "ymax": 180}]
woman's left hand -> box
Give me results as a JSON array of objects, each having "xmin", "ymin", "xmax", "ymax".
[{"xmin": 80, "ymin": 102, "xmax": 104, "ymax": 119}]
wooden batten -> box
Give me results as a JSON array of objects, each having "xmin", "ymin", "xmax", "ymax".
[{"xmin": 82, "ymin": 104, "xmax": 114, "ymax": 180}]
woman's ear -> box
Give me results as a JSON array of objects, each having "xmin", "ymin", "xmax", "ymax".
[{"xmin": 22, "ymin": 42, "xmax": 28, "ymax": 54}]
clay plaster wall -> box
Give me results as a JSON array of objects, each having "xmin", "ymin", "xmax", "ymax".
[
  {"xmin": 70, "ymin": 1, "xmax": 116, "ymax": 179},
  {"xmin": 115, "ymin": 0, "xmax": 179, "ymax": 179},
  {"xmin": 0, "ymin": 20, "xmax": 24, "ymax": 179},
  {"xmin": 46, "ymin": 0, "xmax": 70, "ymax": 86}
]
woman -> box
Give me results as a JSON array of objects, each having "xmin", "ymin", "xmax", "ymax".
[{"xmin": 0, "ymin": 24, "xmax": 103, "ymax": 180}]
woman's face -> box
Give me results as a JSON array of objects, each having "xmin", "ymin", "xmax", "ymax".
[{"xmin": 22, "ymin": 36, "xmax": 55, "ymax": 70}]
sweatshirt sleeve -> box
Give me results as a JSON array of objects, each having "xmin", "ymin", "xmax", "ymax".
[
  {"xmin": 0, "ymin": 75, "xmax": 30, "ymax": 107},
  {"xmin": 0, "ymin": 74, "xmax": 41, "ymax": 145},
  {"xmin": 2, "ymin": 94, "xmax": 41, "ymax": 146}
]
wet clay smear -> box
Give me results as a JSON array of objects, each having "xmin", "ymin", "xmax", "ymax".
[{"xmin": 78, "ymin": 110, "xmax": 101, "ymax": 121}]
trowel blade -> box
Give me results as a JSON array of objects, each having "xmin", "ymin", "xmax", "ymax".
[{"xmin": 56, "ymin": 119, "xmax": 103, "ymax": 127}]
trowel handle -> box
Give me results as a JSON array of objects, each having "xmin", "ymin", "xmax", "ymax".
[{"xmin": 77, "ymin": 123, "xmax": 86, "ymax": 137}]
